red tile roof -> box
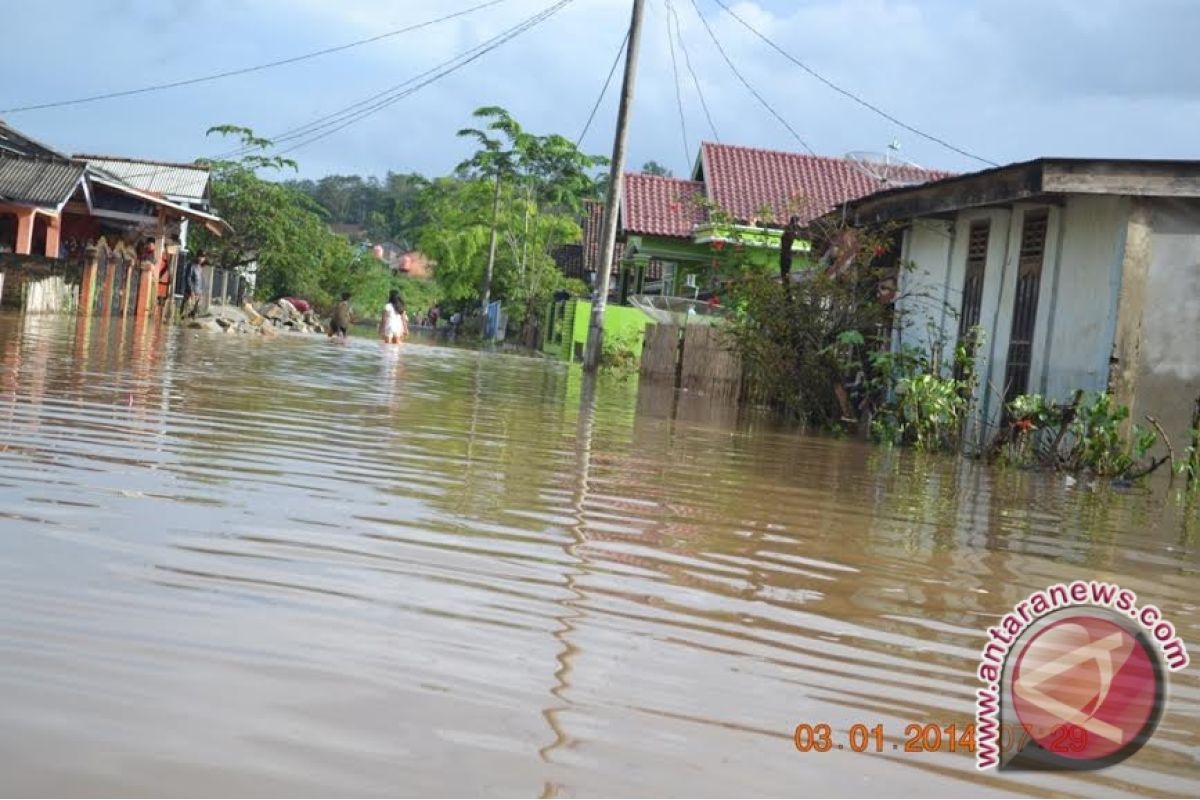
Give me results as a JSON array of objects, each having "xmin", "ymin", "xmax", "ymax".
[
  {"xmin": 698, "ymin": 141, "xmax": 953, "ymax": 226},
  {"xmin": 620, "ymin": 173, "xmax": 706, "ymax": 237}
]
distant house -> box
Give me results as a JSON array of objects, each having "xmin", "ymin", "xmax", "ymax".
[
  {"xmin": 841, "ymin": 157, "xmax": 1200, "ymax": 447},
  {"xmin": 567, "ymin": 141, "xmax": 949, "ymax": 299},
  {"xmin": 366, "ymin": 240, "xmax": 430, "ymax": 279}
]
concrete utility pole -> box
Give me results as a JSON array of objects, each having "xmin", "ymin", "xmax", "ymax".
[{"xmin": 582, "ymin": 0, "xmax": 645, "ymax": 372}]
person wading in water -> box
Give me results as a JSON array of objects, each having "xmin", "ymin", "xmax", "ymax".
[
  {"xmin": 329, "ymin": 292, "xmax": 353, "ymax": 340},
  {"xmin": 379, "ymin": 289, "xmax": 408, "ymax": 344}
]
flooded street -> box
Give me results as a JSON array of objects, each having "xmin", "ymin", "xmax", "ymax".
[{"xmin": 0, "ymin": 311, "xmax": 1198, "ymax": 797}]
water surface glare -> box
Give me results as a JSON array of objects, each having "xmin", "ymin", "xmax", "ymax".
[{"xmin": 0, "ymin": 312, "xmax": 1198, "ymax": 797}]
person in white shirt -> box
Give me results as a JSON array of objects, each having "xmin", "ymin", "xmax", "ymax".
[{"xmin": 379, "ymin": 289, "xmax": 408, "ymax": 344}]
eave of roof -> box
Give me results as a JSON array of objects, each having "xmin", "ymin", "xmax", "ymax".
[
  {"xmin": 88, "ymin": 175, "xmax": 230, "ymax": 233},
  {"xmin": 841, "ymin": 157, "xmax": 1200, "ymax": 225},
  {"xmin": 0, "ymin": 154, "xmax": 86, "ymax": 208}
]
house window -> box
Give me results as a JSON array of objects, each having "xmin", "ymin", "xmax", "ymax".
[
  {"xmin": 958, "ymin": 220, "xmax": 989, "ymax": 339},
  {"xmin": 1003, "ymin": 209, "xmax": 1050, "ymax": 404}
]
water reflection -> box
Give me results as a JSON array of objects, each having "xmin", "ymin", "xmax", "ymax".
[{"xmin": 0, "ymin": 311, "xmax": 1196, "ymax": 797}]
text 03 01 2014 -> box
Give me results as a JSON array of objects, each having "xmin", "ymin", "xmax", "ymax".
[{"xmin": 792, "ymin": 723, "xmax": 1088, "ymax": 754}]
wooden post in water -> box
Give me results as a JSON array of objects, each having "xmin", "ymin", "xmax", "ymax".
[
  {"xmin": 164, "ymin": 250, "xmax": 179, "ymax": 325},
  {"xmin": 135, "ymin": 250, "xmax": 155, "ymax": 322},
  {"xmin": 100, "ymin": 244, "xmax": 116, "ymax": 317},
  {"xmin": 79, "ymin": 245, "xmax": 98, "ymax": 317},
  {"xmin": 121, "ymin": 250, "xmax": 134, "ymax": 318}
]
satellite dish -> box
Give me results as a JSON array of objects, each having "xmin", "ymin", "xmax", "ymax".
[{"xmin": 845, "ymin": 141, "xmax": 929, "ymax": 188}]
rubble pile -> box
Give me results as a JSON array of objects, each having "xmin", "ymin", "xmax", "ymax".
[{"xmin": 186, "ymin": 299, "xmax": 327, "ymax": 337}]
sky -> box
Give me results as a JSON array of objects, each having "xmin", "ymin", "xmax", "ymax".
[{"xmin": 3, "ymin": 0, "xmax": 1199, "ymax": 181}]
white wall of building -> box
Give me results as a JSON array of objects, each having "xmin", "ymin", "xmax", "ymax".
[
  {"xmin": 894, "ymin": 220, "xmax": 953, "ymax": 366},
  {"xmin": 1035, "ymin": 195, "xmax": 1127, "ymax": 402},
  {"xmin": 894, "ymin": 198, "xmax": 1130, "ymax": 442}
]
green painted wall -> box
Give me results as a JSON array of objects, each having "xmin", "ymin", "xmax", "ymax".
[{"xmin": 543, "ymin": 298, "xmax": 649, "ymax": 361}]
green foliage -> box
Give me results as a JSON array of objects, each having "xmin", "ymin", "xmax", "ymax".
[
  {"xmin": 599, "ymin": 330, "xmax": 641, "ymax": 377},
  {"xmin": 1179, "ymin": 430, "xmax": 1200, "ymax": 486},
  {"xmin": 192, "ymin": 126, "xmax": 426, "ymax": 314},
  {"xmin": 641, "ymin": 160, "xmax": 673, "ymax": 177},
  {"xmin": 287, "ymin": 171, "xmax": 429, "ymax": 247},
  {"xmin": 999, "ymin": 391, "xmax": 1162, "ymax": 478},
  {"xmin": 417, "ymin": 106, "xmax": 605, "ymax": 339},
  {"xmin": 864, "ymin": 337, "xmax": 977, "ymax": 451},
  {"xmin": 880, "ymin": 373, "xmax": 969, "ymax": 451}
]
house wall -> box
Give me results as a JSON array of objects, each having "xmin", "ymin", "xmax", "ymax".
[
  {"xmin": 1035, "ymin": 195, "xmax": 1127, "ymax": 401},
  {"xmin": 896, "ymin": 197, "xmax": 1129, "ymax": 442},
  {"xmin": 1134, "ymin": 197, "xmax": 1200, "ymax": 444},
  {"xmin": 895, "ymin": 220, "xmax": 953, "ymax": 362}
]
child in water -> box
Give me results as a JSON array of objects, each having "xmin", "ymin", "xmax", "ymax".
[
  {"xmin": 329, "ymin": 292, "xmax": 352, "ymax": 339},
  {"xmin": 379, "ymin": 289, "xmax": 408, "ymax": 344}
]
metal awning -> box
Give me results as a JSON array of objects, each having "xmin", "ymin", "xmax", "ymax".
[{"xmin": 87, "ymin": 174, "xmax": 231, "ymax": 235}]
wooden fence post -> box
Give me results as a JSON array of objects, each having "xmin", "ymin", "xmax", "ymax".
[{"xmin": 79, "ymin": 244, "xmax": 98, "ymax": 317}]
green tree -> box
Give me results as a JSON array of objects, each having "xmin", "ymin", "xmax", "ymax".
[
  {"xmin": 419, "ymin": 108, "xmax": 601, "ymax": 339},
  {"xmin": 641, "ymin": 160, "xmax": 673, "ymax": 177},
  {"xmin": 192, "ymin": 126, "xmax": 405, "ymax": 315}
]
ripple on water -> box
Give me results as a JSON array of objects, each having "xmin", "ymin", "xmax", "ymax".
[{"xmin": 0, "ymin": 312, "xmax": 1197, "ymax": 796}]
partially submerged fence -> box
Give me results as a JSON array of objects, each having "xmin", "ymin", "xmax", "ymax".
[
  {"xmin": 0, "ymin": 248, "xmax": 244, "ymax": 318},
  {"xmin": 639, "ymin": 323, "xmax": 743, "ymax": 400},
  {"xmin": 0, "ymin": 253, "xmax": 83, "ymax": 313}
]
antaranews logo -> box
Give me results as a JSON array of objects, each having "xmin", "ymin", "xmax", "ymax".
[{"xmin": 975, "ymin": 581, "xmax": 1189, "ymax": 771}]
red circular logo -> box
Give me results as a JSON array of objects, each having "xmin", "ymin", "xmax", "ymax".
[{"xmin": 1011, "ymin": 615, "xmax": 1160, "ymax": 762}]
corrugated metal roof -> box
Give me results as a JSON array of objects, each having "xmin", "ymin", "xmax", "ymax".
[
  {"xmin": 0, "ymin": 154, "xmax": 84, "ymax": 206},
  {"xmin": 76, "ymin": 155, "xmax": 210, "ymax": 204},
  {"xmin": 0, "ymin": 121, "xmax": 71, "ymax": 160}
]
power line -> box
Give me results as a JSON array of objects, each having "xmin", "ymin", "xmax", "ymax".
[
  {"xmin": 207, "ymin": 0, "xmax": 573, "ymax": 162},
  {"xmin": 710, "ymin": 0, "xmax": 998, "ymax": 167},
  {"xmin": 685, "ymin": 0, "xmax": 815, "ymax": 155},
  {"xmin": 0, "ymin": 0, "xmax": 511, "ymax": 116},
  {"xmin": 668, "ymin": 0, "xmax": 718, "ymax": 143},
  {"xmin": 81, "ymin": 0, "xmax": 572, "ymax": 184},
  {"xmin": 664, "ymin": 0, "xmax": 691, "ymax": 168},
  {"xmin": 274, "ymin": 0, "xmax": 577, "ymax": 156},
  {"xmin": 575, "ymin": 29, "xmax": 630, "ymax": 146}
]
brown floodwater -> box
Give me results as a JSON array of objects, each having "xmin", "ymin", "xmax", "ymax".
[{"xmin": 0, "ymin": 311, "xmax": 1197, "ymax": 797}]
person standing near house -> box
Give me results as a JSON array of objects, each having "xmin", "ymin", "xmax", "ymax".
[
  {"xmin": 183, "ymin": 251, "xmax": 206, "ymax": 318},
  {"xmin": 328, "ymin": 292, "xmax": 353, "ymax": 339},
  {"xmin": 379, "ymin": 289, "xmax": 408, "ymax": 344}
]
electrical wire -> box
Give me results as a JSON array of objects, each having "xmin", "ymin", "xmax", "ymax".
[
  {"xmin": 274, "ymin": 0, "xmax": 576, "ymax": 156},
  {"xmin": 575, "ymin": 28, "xmax": 630, "ymax": 146},
  {"xmin": 76, "ymin": 0, "xmax": 573, "ymax": 187},
  {"xmin": 0, "ymin": 0, "xmax": 511, "ymax": 115},
  {"xmin": 668, "ymin": 0, "xmax": 718, "ymax": 143},
  {"xmin": 664, "ymin": 0, "xmax": 691, "ymax": 168},
  {"xmin": 209, "ymin": 0, "xmax": 575, "ymax": 161},
  {"xmin": 710, "ymin": 0, "xmax": 997, "ymax": 167},
  {"xmin": 685, "ymin": 0, "xmax": 815, "ymax": 155}
]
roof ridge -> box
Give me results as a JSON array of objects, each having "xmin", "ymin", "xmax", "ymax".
[
  {"xmin": 624, "ymin": 171, "xmax": 703, "ymax": 186},
  {"xmin": 74, "ymin": 153, "xmax": 210, "ymax": 171},
  {"xmin": 701, "ymin": 140, "xmax": 866, "ymax": 165}
]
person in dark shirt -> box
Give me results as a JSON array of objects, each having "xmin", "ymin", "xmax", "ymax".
[
  {"xmin": 329, "ymin": 292, "xmax": 352, "ymax": 339},
  {"xmin": 183, "ymin": 252, "xmax": 206, "ymax": 318}
]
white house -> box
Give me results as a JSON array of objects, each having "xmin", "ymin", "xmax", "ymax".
[{"xmin": 842, "ymin": 158, "xmax": 1200, "ymax": 446}]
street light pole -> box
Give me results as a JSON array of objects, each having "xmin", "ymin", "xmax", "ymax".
[{"xmin": 582, "ymin": 0, "xmax": 645, "ymax": 372}]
